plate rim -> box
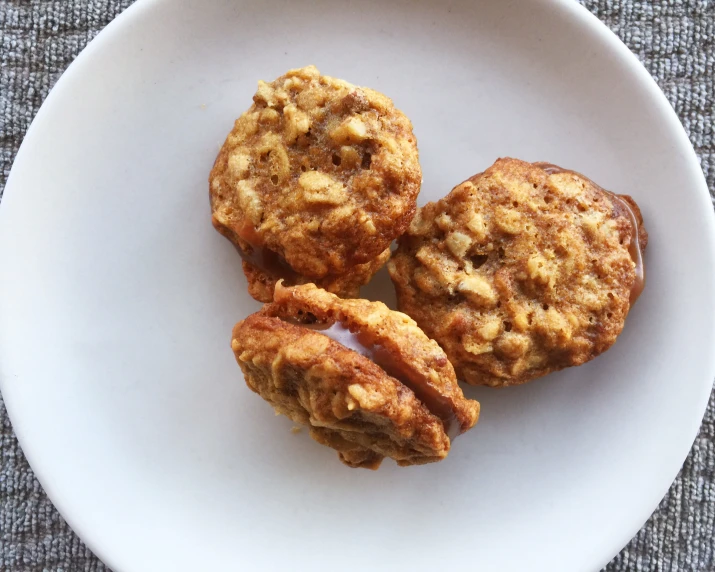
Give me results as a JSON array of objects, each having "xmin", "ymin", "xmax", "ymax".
[{"xmin": 0, "ymin": 0, "xmax": 714, "ymax": 570}]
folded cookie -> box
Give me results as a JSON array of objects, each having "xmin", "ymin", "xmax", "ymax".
[
  {"xmin": 389, "ymin": 158, "xmax": 647, "ymax": 387},
  {"xmin": 231, "ymin": 283, "xmax": 480, "ymax": 469},
  {"xmin": 210, "ymin": 65, "xmax": 421, "ymax": 302}
]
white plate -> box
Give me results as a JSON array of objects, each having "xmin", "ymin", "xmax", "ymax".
[{"xmin": 1, "ymin": 0, "xmax": 714, "ymax": 570}]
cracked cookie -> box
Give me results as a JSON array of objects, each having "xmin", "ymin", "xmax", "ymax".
[
  {"xmin": 388, "ymin": 158, "xmax": 647, "ymax": 387},
  {"xmin": 210, "ymin": 65, "xmax": 421, "ymax": 302},
  {"xmin": 231, "ymin": 283, "xmax": 480, "ymax": 469}
]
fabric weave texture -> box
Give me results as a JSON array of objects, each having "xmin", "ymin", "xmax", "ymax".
[{"xmin": 1, "ymin": 1, "xmax": 714, "ymax": 570}]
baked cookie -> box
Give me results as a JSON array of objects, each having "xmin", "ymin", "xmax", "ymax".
[
  {"xmin": 231, "ymin": 283, "xmax": 480, "ymax": 469},
  {"xmin": 388, "ymin": 158, "xmax": 647, "ymax": 387},
  {"xmin": 210, "ymin": 65, "xmax": 421, "ymax": 302},
  {"xmin": 239, "ymin": 244, "xmax": 390, "ymax": 304}
]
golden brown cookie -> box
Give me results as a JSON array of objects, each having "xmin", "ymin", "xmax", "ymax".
[
  {"xmin": 231, "ymin": 283, "xmax": 480, "ymax": 469},
  {"xmin": 388, "ymin": 158, "xmax": 647, "ymax": 387},
  {"xmin": 210, "ymin": 65, "xmax": 421, "ymax": 302},
  {"xmin": 239, "ymin": 245, "xmax": 391, "ymax": 304}
]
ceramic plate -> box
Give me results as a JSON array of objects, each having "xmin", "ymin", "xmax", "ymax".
[{"xmin": 1, "ymin": 0, "xmax": 714, "ymax": 570}]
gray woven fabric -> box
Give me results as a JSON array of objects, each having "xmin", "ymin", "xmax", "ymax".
[{"xmin": 0, "ymin": 0, "xmax": 713, "ymax": 570}]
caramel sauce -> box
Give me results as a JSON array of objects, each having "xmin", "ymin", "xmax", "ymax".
[
  {"xmin": 236, "ymin": 221, "xmax": 264, "ymax": 247},
  {"xmin": 535, "ymin": 162, "xmax": 645, "ymax": 304},
  {"xmin": 235, "ymin": 243, "xmax": 298, "ymax": 282},
  {"xmin": 303, "ymin": 321, "xmax": 461, "ymax": 440},
  {"xmin": 232, "ymin": 222, "xmax": 298, "ymax": 282}
]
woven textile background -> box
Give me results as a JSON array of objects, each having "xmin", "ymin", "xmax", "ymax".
[{"xmin": 1, "ymin": 1, "xmax": 714, "ymax": 570}]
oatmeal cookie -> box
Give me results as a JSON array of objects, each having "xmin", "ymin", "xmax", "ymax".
[
  {"xmin": 210, "ymin": 65, "xmax": 421, "ymax": 302},
  {"xmin": 239, "ymin": 244, "xmax": 390, "ymax": 304},
  {"xmin": 231, "ymin": 283, "xmax": 480, "ymax": 469},
  {"xmin": 388, "ymin": 158, "xmax": 647, "ymax": 387}
]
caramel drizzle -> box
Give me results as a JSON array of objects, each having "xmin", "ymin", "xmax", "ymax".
[
  {"xmin": 535, "ymin": 162, "xmax": 645, "ymax": 304},
  {"xmin": 235, "ymin": 243, "xmax": 298, "ymax": 282},
  {"xmin": 303, "ymin": 321, "xmax": 462, "ymax": 440},
  {"xmin": 231, "ymin": 222, "xmax": 299, "ymax": 282}
]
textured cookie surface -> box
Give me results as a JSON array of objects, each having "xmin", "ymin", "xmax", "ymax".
[
  {"xmin": 231, "ymin": 283, "xmax": 480, "ymax": 468},
  {"xmin": 388, "ymin": 158, "xmax": 648, "ymax": 387},
  {"xmin": 241, "ymin": 247, "xmax": 390, "ymax": 304},
  {"xmin": 210, "ymin": 65, "xmax": 421, "ymax": 284}
]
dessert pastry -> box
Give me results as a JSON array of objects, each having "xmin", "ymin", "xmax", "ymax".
[
  {"xmin": 388, "ymin": 158, "xmax": 647, "ymax": 387},
  {"xmin": 210, "ymin": 65, "xmax": 421, "ymax": 302},
  {"xmin": 231, "ymin": 283, "xmax": 480, "ymax": 469}
]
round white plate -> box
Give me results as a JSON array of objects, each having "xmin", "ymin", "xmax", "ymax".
[{"xmin": 1, "ymin": 0, "xmax": 714, "ymax": 570}]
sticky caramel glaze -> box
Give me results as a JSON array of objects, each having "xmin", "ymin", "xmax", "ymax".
[
  {"xmin": 295, "ymin": 320, "xmax": 462, "ymax": 440},
  {"xmin": 226, "ymin": 220, "xmax": 298, "ymax": 283},
  {"xmin": 234, "ymin": 242, "xmax": 299, "ymax": 282},
  {"xmin": 534, "ymin": 162, "xmax": 645, "ymax": 305}
]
